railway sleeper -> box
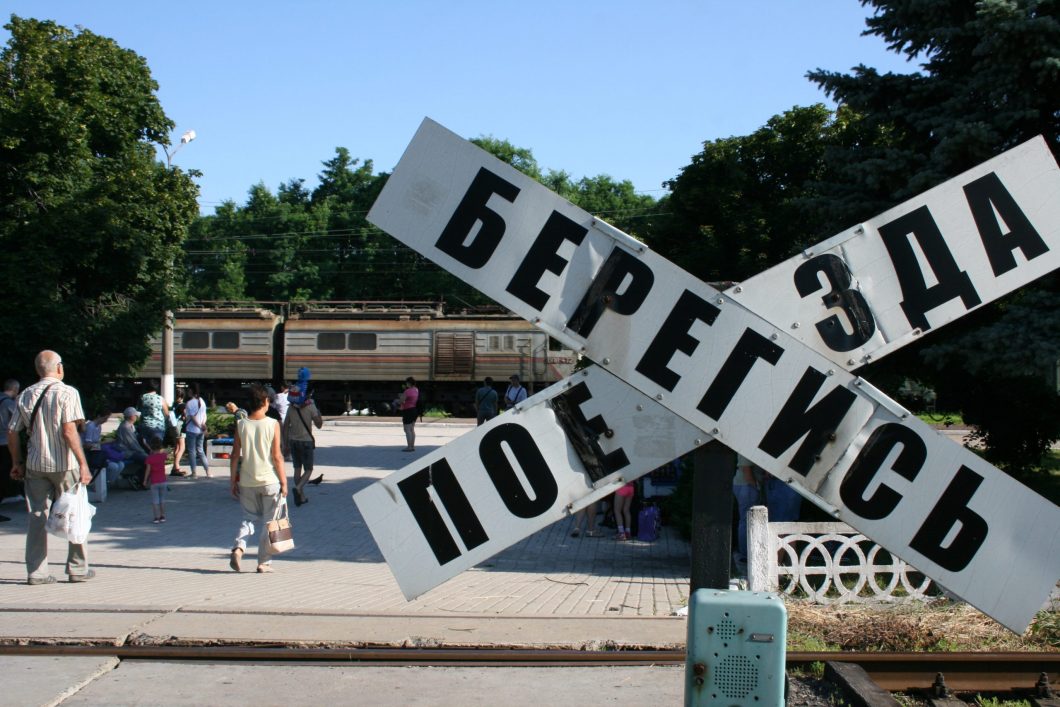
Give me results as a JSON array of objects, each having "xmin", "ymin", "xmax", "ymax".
[{"xmin": 825, "ymin": 661, "xmax": 900, "ymax": 707}]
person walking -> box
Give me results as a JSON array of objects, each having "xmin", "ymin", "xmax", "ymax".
[
  {"xmin": 503, "ymin": 374, "xmax": 528, "ymax": 410},
  {"xmin": 398, "ymin": 377, "xmax": 419, "ymax": 452},
  {"xmin": 228, "ymin": 383, "xmax": 288, "ymax": 574},
  {"xmin": 183, "ymin": 383, "xmax": 209, "ymax": 478},
  {"xmin": 271, "ymin": 383, "xmax": 290, "ymax": 422},
  {"xmin": 142, "ymin": 437, "xmax": 169, "ymax": 524},
  {"xmin": 732, "ymin": 454, "xmax": 764, "ymax": 575},
  {"xmin": 274, "ymin": 383, "xmax": 292, "ymax": 461},
  {"xmin": 170, "ymin": 388, "xmax": 188, "ymax": 476},
  {"xmin": 283, "ymin": 386, "xmax": 322, "ymax": 507},
  {"xmin": 613, "ymin": 481, "xmax": 635, "ymax": 541},
  {"xmin": 474, "ymin": 377, "xmax": 498, "ymax": 426},
  {"xmin": 0, "ymin": 378, "xmax": 20, "ymax": 522},
  {"xmin": 6, "ymin": 351, "xmax": 94, "ymax": 584},
  {"xmin": 569, "ymin": 501, "xmax": 602, "ymax": 538}
]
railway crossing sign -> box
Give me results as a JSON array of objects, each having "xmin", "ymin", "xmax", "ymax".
[{"xmin": 355, "ymin": 119, "xmax": 1060, "ymax": 633}]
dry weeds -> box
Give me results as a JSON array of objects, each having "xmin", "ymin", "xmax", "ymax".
[{"xmin": 786, "ymin": 599, "xmax": 1059, "ymax": 652}]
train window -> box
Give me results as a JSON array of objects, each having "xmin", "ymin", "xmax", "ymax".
[
  {"xmin": 317, "ymin": 333, "xmax": 345, "ymax": 350},
  {"xmin": 347, "ymin": 333, "xmax": 377, "ymax": 350},
  {"xmin": 487, "ymin": 335, "xmax": 516, "ymax": 351},
  {"xmin": 212, "ymin": 332, "xmax": 240, "ymax": 349},
  {"xmin": 182, "ymin": 332, "xmax": 209, "ymax": 349}
]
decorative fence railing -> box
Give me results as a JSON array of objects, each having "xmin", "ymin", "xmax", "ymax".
[{"xmin": 744, "ymin": 506, "xmax": 938, "ymax": 604}]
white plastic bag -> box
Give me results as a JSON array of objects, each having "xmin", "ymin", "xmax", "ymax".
[
  {"xmin": 45, "ymin": 484, "xmax": 95, "ymax": 544},
  {"xmin": 45, "ymin": 489, "xmax": 73, "ymax": 539},
  {"xmin": 67, "ymin": 484, "xmax": 96, "ymax": 544}
]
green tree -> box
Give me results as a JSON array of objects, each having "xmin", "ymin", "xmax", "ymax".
[
  {"xmin": 810, "ymin": 0, "xmax": 1060, "ymax": 470},
  {"xmin": 310, "ymin": 149, "xmax": 399, "ymax": 300},
  {"xmin": 473, "ymin": 136, "xmax": 659, "ymax": 239},
  {"xmin": 808, "ymin": 0, "xmax": 1059, "ymax": 225},
  {"xmin": 187, "ymin": 136, "xmax": 660, "ymax": 306},
  {"xmin": 470, "ymin": 136, "xmax": 543, "ymax": 180},
  {"xmin": 650, "ymin": 104, "xmax": 842, "ymax": 282},
  {"xmin": 0, "ymin": 16, "xmax": 199, "ymax": 410},
  {"xmin": 187, "ymin": 201, "xmax": 249, "ymax": 301}
]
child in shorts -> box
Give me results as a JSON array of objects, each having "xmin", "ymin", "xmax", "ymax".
[{"xmin": 142, "ymin": 437, "xmax": 169, "ymax": 523}]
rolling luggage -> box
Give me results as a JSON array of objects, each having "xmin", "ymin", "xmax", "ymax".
[{"xmin": 637, "ymin": 504, "xmax": 660, "ymax": 542}]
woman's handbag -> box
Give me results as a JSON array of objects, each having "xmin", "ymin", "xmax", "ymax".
[{"xmin": 265, "ymin": 498, "xmax": 295, "ymax": 554}]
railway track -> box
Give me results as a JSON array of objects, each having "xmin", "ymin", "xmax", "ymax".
[{"xmin": 1, "ymin": 644, "xmax": 1056, "ymax": 696}]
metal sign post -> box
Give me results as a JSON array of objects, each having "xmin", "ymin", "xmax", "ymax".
[
  {"xmin": 357, "ymin": 118, "xmax": 1060, "ymax": 634},
  {"xmin": 689, "ymin": 442, "xmax": 735, "ymax": 593}
]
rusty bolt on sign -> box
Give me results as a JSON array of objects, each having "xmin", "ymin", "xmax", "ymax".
[{"xmin": 692, "ymin": 661, "xmax": 707, "ymax": 687}]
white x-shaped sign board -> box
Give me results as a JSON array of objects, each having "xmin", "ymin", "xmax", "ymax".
[{"xmin": 355, "ymin": 119, "xmax": 1060, "ymax": 633}]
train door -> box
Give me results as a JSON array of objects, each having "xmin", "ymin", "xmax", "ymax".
[{"xmin": 433, "ymin": 331, "xmax": 475, "ymax": 378}]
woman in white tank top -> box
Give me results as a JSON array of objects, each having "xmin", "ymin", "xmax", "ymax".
[{"xmin": 228, "ymin": 383, "xmax": 288, "ymax": 573}]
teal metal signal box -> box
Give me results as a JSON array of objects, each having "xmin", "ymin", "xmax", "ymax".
[{"xmin": 685, "ymin": 589, "xmax": 787, "ymax": 707}]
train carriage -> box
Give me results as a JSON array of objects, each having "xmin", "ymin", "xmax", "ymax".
[
  {"xmin": 130, "ymin": 302, "xmax": 577, "ymax": 414},
  {"xmin": 284, "ymin": 302, "xmax": 577, "ymax": 413},
  {"xmin": 133, "ymin": 304, "xmax": 281, "ymax": 402}
]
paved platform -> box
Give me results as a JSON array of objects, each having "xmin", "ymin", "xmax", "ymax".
[
  {"xmin": 0, "ymin": 419, "xmax": 690, "ymax": 650},
  {"xmin": 9, "ymin": 660, "xmax": 686, "ymax": 706}
]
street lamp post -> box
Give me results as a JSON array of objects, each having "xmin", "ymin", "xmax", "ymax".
[
  {"xmin": 162, "ymin": 129, "xmax": 196, "ymax": 405},
  {"xmin": 165, "ymin": 130, "xmax": 197, "ymax": 167}
]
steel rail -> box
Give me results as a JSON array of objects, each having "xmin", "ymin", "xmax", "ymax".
[
  {"xmin": 791, "ymin": 652, "xmax": 1060, "ymax": 692},
  {"xmin": 0, "ymin": 645, "xmax": 1055, "ymax": 691}
]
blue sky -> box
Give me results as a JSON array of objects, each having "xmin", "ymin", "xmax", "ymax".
[{"xmin": 3, "ymin": 2, "xmax": 917, "ymax": 213}]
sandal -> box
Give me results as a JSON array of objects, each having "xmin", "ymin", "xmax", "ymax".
[
  {"xmin": 256, "ymin": 564, "xmax": 273, "ymax": 574},
  {"xmin": 229, "ymin": 547, "xmax": 243, "ymax": 572},
  {"xmin": 570, "ymin": 528, "xmax": 581, "ymax": 537}
]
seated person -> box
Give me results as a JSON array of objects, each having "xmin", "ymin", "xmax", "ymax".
[
  {"xmin": 101, "ymin": 441, "xmax": 126, "ymax": 484},
  {"xmin": 81, "ymin": 411, "xmax": 111, "ymax": 482},
  {"xmin": 116, "ymin": 407, "xmax": 149, "ymax": 464},
  {"xmin": 81, "ymin": 411, "xmax": 109, "ymax": 451},
  {"xmin": 225, "ymin": 401, "xmax": 249, "ymax": 421}
]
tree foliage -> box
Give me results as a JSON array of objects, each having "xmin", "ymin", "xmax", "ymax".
[
  {"xmin": 187, "ymin": 137, "xmax": 659, "ymax": 306},
  {"xmin": 810, "ymin": 0, "xmax": 1060, "ymax": 470},
  {"xmin": 647, "ymin": 0, "xmax": 1059, "ymax": 469},
  {"xmin": 0, "ymin": 16, "xmax": 199, "ymax": 410},
  {"xmin": 652, "ymin": 104, "xmax": 844, "ymax": 282},
  {"xmin": 808, "ymin": 0, "xmax": 1059, "ymax": 224}
]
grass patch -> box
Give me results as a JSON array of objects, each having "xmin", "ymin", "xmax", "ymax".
[
  {"xmin": 1014, "ymin": 450, "xmax": 1060, "ymax": 505},
  {"xmin": 786, "ymin": 660, "xmax": 826, "ymax": 679},
  {"xmin": 1029, "ymin": 609, "xmax": 1060, "ymax": 649},
  {"xmin": 422, "ymin": 407, "xmax": 451, "ymax": 419},
  {"xmin": 973, "ymin": 697, "xmax": 1032, "ymax": 707},
  {"xmin": 915, "ymin": 410, "xmax": 965, "ymax": 427},
  {"xmin": 786, "ymin": 629, "xmax": 838, "ymax": 653}
]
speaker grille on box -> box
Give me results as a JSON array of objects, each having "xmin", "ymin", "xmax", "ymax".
[
  {"xmin": 715, "ymin": 618, "xmax": 737, "ymax": 641},
  {"xmin": 718, "ymin": 655, "xmax": 758, "ymax": 699}
]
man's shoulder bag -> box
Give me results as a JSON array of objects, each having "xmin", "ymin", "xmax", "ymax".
[
  {"xmin": 18, "ymin": 383, "xmax": 58, "ymax": 464},
  {"xmin": 294, "ymin": 405, "xmax": 315, "ymax": 449}
]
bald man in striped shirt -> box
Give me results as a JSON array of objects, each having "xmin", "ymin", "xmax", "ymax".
[{"xmin": 7, "ymin": 350, "xmax": 93, "ymax": 585}]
